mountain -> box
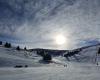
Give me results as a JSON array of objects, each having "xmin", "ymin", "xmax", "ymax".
[
  {"xmin": 0, "ymin": 44, "xmax": 100, "ymax": 80},
  {"xmin": 29, "ymin": 48, "xmax": 67, "ymax": 56},
  {"xmin": 0, "ymin": 43, "xmax": 100, "ymax": 67}
]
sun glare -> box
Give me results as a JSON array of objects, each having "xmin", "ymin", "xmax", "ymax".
[{"xmin": 55, "ymin": 34, "xmax": 66, "ymax": 45}]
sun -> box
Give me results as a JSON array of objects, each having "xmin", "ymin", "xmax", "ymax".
[{"xmin": 55, "ymin": 34, "xmax": 66, "ymax": 45}]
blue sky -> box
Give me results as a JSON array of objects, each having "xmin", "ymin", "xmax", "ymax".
[{"xmin": 0, "ymin": 0, "xmax": 100, "ymax": 49}]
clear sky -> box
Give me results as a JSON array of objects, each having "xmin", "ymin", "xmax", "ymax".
[{"xmin": 0, "ymin": 0, "xmax": 100, "ymax": 50}]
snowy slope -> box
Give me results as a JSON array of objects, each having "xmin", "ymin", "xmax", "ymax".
[
  {"xmin": 0, "ymin": 62, "xmax": 100, "ymax": 80},
  {"xmin": 0, "ymin": 46, "xmax": 42, "ymax": 67},
  {"xmin": 62, "ymin": 44, "xmax": 100, "ymax": 65},
  {"xmin": 0, "ymin": 44, "xmax": 100, "ymax": 67},
  {"xmin": 0, "ymin": 45, "xmax": 100, "ymax": 80}
]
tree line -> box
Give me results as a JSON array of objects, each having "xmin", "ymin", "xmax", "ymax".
[{"xmin": 0, "ymin": 41, "xmax": 27, "ymax": 50}]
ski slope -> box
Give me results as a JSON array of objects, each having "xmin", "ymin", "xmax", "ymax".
[
  {"xmin": 0, "ymin": 46, "xmax": 42, "ymax": 67},
  {"xmin": 62, "ymin": 45, "xmax": 100, "ymax": 64},
  {"xmin": 0, "ymin": 45, "xmax": 100, "ymax": 80},
  {"xmin": 0, "ymin": 64, "xmax": 100, "ymax": 80}
]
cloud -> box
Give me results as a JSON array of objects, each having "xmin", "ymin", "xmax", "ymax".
[{"xmin": 0, "ymin": 0, "xmax": 100, "ymax": 49}]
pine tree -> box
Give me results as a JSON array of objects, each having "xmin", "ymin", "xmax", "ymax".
[
  {"xmin": 4, "ymin": 42, "xmax": 8, "ymax": 47},
  {"xmin": 98, "ymin": 48, "xmax": 100, "ymax": 54},
  {"xmin": 4, "ymin": 42, "xmax": 11, "ymax": 48},
  {"xmin": 0, "ymin": 41, "xmax": 2, "ymax": 45},
  {"xmin": 24, "ymin": 47, "xmax": 27, "ymax": 51},
  {"xmin": 16, "ymin": 46, "xmax": 20, "ymax": 51},
  {"xmin": 43, "ymin": 53, "xmax": 52, "ymax": 61},
  {"xmin": 8, "ymin": 43, "xmax": 11, "ymax": 48}
]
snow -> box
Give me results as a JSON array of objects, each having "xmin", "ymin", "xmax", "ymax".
[
  {"xmin": 0, "ymin": 45, "xmax": 100, "ymax": 80},
  {"xmin": 0, "ymin": 64, "xmax": 100, "ymax": 80},
  {"xmin": 0, "ymin": 46, "xmax": 42, "ymax": 67}
]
